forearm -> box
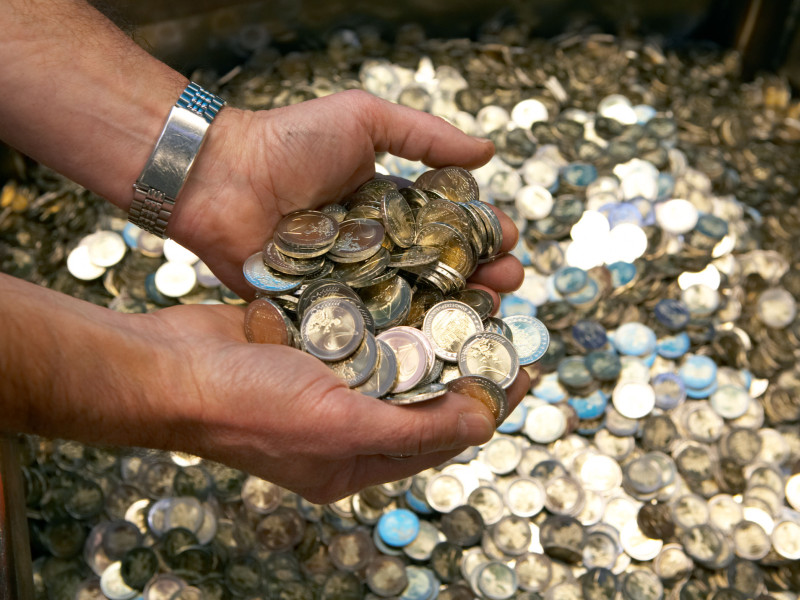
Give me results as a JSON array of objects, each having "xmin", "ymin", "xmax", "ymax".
[
  {"xmin": 0, "ymin": 272, "xmax": 174, "ymax": 448},
  {"xmin": 0, "ymin": 0, "xmax": 186, "ymax": 211}
]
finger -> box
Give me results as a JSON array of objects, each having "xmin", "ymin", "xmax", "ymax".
[
  {"xmin": 349, "ymin": 448, "xmax": 469, "ymax": 491},
  {"xmin": 352, "ymin": 91, "xmax": 495, "ymax": 169},
  {"xmin": 347, "ymin": 390, "xmax": 496, "ymax": 457},
  {"xmin": 467, "ymin": 253, "xmax": 524, "ymax": 293},
  {"xmin": 505, "ymin": 369, "xmax": 531, "ymax": 416}
]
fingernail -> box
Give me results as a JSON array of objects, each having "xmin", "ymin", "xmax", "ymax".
[
  {"xmin": 457, "ymin": 411, "xmax": 495, "ymax": 446},
  {"xmin": 470, "ymin": 135, "xmax": 493, "ymax": 144}
]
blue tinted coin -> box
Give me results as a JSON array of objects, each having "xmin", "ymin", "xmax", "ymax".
[
  {"xmin": 498, "ymin": 403, "xmax": 528, "ymax": 434},
  {"xmin": 500, "ymin": 295, "xmax": 537, "ymax": 318},
  {"xmin": 564, "ymin": 278, "xmax": 599, "ymax": 306},
  {"xmin": 557, "ymin": 356, "xmax": 593, "ymax": 388},
  {"xmin": 679, "ymin": 355, "xmax": 718, "ymax": 390},
  {"xmin": 533, "ymin": 372, "xmax": 566, "ymax": 403},
  {"xmin": 642, "ymin": 352, "xmax": 657, "ymax": 367},
  {"xmin": 568, "ymin": 390, "xmax": 608, "ymax": 419},
  {"xmin": 510, "ymin": 243, "xmax": 533, "ymax": 267},
  {"xmin": 554, "ymin": 267, "xmax": 588, "ymax": 295},
  {"xmin": 685, "ymin": 379, "xmax": 719, "ymax": 399},
  {"xmin": 400, "ymin": 566, "xmax": 439, "ymax": 600},
  {"xmin": 654, "ymin": 299, "xmax": 691, "ymax": 331},
  {"xmin": 657, "ymin": 332, "xmax": 691, "ymax": 359},
  {"xmin": 608, "ymin": 261, "xmax": 637, "ymax": 288},
  {"xmin": 404, "ymin": 491, "xmax": 434, "ymax": 515},
  {"xmin": 503, "ymin": 315, "xmax": 550, "ymax": 365},
  {"xmin": 694, "ymin": 213, "xmax": 729, "ymax": 240},
  {"xmin": 561, "ymin": 163, "xmax": 598, "ymax": 188},
  {"xmin": 656, "ymin": 173, "xmax": 675, "ymax": 200},
  {"xmin": 630, "ymin": 197, "xmax": 655, "ymax": 226},
  {"xmin": 603, "ymin": 202, "xmax": 643, "ymax": 228},
  {"xmin": 572, "ymin": 320, "xmax": 608, "ymax": 351},
  {"xmin": 652, "ymin": 373, "xmax": 686, "ymax": 410},
  {"xmin": 122, "ymin": 222, "xmax": 141, "ymax": 249},
  {"xmin": 378, "ymin": 509, "xmax": 420, "ymax": 547},
  {"xmin": 585, "ymin": 350, "xmax": 622, "ymax": 381},
  {"xmin": 613, "ymin": 322, "xmax": 657, "ymax": 356},
  {"xmin": 634, "ymin": 104, "xmax": 656, "ymax": 124},
  {"xmin": 243, "ymin": 252, "xmax": 303, "ymax": 294}
]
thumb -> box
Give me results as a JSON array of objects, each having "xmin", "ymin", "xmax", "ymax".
[{"xmin": 343, "ymin": 90, "xmax": 495, "ymax": 169}]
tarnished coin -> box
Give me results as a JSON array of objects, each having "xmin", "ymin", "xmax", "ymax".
[
  {"xmin": 390, "ymin": 245, "xmax": 441, "ymax": 268},
  {"xmin": 355, "ymin": 339, "xmax": 399, "ymax": 398},
  {"xmin": 423, "ymin": 300, "xmax": 484, "ymax": 361},
  {"xmin": 458, "ymin": 331, "xmax": 520, "ymax": 389},
  {"xmin": 447, "ymin": 375, "xmax": 509, "ymax": 425},
  {"xmin": 329, "ymin": 530, "xmax": 375, "ymax": 572},
  {"xmin": 328, "ymin": 331, "xmax": 379, "ymax": 387},
  {"xmin": 328, "ymin": 218, "xmax": 386, "ymax": 262},
  {"xmin": 384, "ymin": 382, "xmax": 448, "ymax": 405},
  {"xmin": 332, "ymin": 246, "xmax": 390, "ymax": 285},
  {"xmin": 426, "ymin": 166, "xmax": 480, "ymax": 204},
  {"xmin": 262, "ymin": 241, "xmax": 326, "ymax": 276},
  {"xmin": 382, "ymin": 189, "xmax": 416, "ymax": 248},
  {"xmin": 405, "ymin": 286, "xmax": 445, "ymax": 328},
  {"xmin": 377, "ymin": 327, "xmax": 432, "ymax": 393},
  {"xmin": 449, "ymin": 288, "xmax": 494, "ymax": 320},
  {"xmin": 358, "ymin": 275, "xmax": 412, "ymax": 330},
  {"xmin": 416, "ymin": 199, "xmax": 473, "ymax": 233},
  {"xmin": 274, "ymin": 209, "xmax": 340, "ymax": 255},
  {"xmin": 244, "ymin": 299, "xmax": 290, "ymax": 345},
  {"xmin": 366, "ymin": 555, "xmax": 408, "ymax": 597},
  {"xmin": 503, "ymin": 315, "xmax": 550, "ymax": 365},
  {"xmin": 416, "ymin": 222, "xmax": 476, "ymax": 277},
  {"xmin": 301, "ymin": 297, "xmax": 365, "ymax": 361},
  {"xmin": 243, "ymin": 252, "xmax": 303, "ymax": 295}
]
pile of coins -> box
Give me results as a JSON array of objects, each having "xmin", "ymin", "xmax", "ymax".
[
  {"xmin": 241, "ymin": 167, "xmax": 549, "ymax": 414},
  {"xmin": 4, "ymin": 23, "xmax": 800, "ymax": 600}
]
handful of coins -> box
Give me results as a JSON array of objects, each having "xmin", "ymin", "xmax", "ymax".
[{"xmin": 241, "ymin": 167, "xmax": 549, "ymax": 422}]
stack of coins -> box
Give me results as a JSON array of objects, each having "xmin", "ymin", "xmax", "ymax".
[{"xmin": 242, "ymin": 167, "xmax": 550, "ymax": 420}]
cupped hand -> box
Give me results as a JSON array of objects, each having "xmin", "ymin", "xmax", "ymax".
[
  {"xmin": 147, "ymin": 302, "xmax": 530, "ymax": 503},
  {"xmin": 172, "ymin": 90, "xmax": 523, "ymax": 300}
]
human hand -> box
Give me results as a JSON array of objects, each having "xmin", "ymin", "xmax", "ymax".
[
  {"xmin": 143, "ymin": 302, "xmax": 530, "ymax": 503},
  {"xmin": 171, "ymin": 90, "xmax": 524, "ymax": 303}
]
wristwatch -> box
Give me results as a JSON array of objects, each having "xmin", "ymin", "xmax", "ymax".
[{"xmin": 128, "ymin": 82, "xmax": 226, "ymax": 238}]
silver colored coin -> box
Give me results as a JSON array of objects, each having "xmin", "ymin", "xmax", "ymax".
[
  {"xmin": 416, "ymin": 198, "xmax": 473, "ymax": 233},
  {"xmin": 376, "ymin": 327, "xmax": 431, "ymax": 393},
  {"xmin": 504, "ymin": 477, "xmax": 546, "ymax": 518},
  {"xmin": 468, "ymin": 485, "xmax": 506, "ymax": 526},
  {"xmin": 447, "ymin": 375, "xmax": 509, "ymax": 426},
  {"xmin": 328, "ymin": 331, "xmax": 379, "ymax": 387},
  {"xmin": 384, "ymin": 382, "xmax": 448, "ymax": 405},
  {"xmin": 423, "ymin": 300, "xmax": 484, "ymax": 362},
  {"xmin": 274, "ymin": 209, "xmax": 340, "ymax": 251},
  {"xmin": 382, "ymin": 189, "xmax": 416, "ymax": 248},
  {"xmin": 301, "ymin": 297, "xmax": 365, "ymax": 361},
  {"xmin": 771, "ymin": 520, "xmax": 800, "ymax": 560},
  {"xmin": 484, "ymin": 316, "xmax": 514, "ymax": 341},
  {"xmin": 355, "ymin": 339, "xmax": 399, "ymax": 398},
  {"xmin": 424, "ymin": 472, "xmax": 466, "ymax": 513},
  {"xmin": 243, "ymin": 252, "xmax": 303, "ymax": 295},
  {"xmin": 67, "ymin": 244, "xmax": 106, "ymax": 280},
  {"xmin": 84, "ymin": 230, "xmax": 127, "ymax": 268},
  {"xmin": 523, "ymin": 404, "xmax": 566, "ymax": 444},
  {"xmin": 476, "ymin": 561, "xmax": 518, "ymax": 600},
  {"xmin": 155, "ymin": 261, "xmax": 197, "ymax": 298},
  {"xmin": 100, "ymin": 561, "xmax": 138, "ymax": 600},
  {"xmin": 262, "ymin": 241, "xmax": 326, "ymax": 275},
  {"xmin": 458, "ymin": 331, "xmax": 520, "ymax": 389},
  {"xmin": 328, "ymin": 218, "xmax": 386, "ymax": 262}
]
